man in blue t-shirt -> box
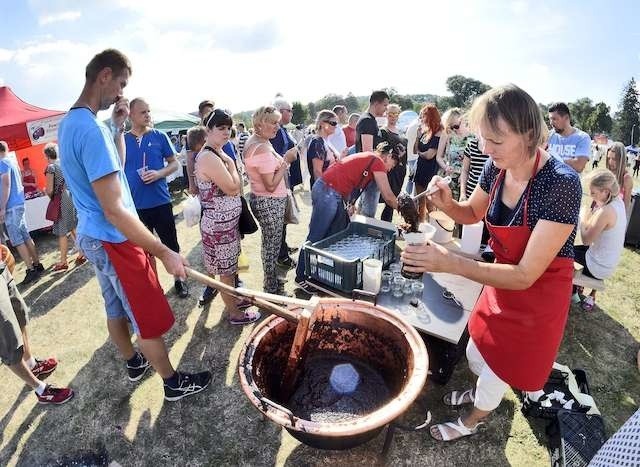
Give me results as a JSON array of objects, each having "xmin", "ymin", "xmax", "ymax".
[
  {"xmin": 124, "ymin": 98, "xmax": 187, "ymax": 298},
  {"xmin": 58, "ymin": 48, "xmax": 210, "ymax": 402},
  {"xmin": 547, "ymin": 102, "xmax": 591, "ymax": 173},
  {"xmin": 0, "ymin": 141, "xmax": 44, "ymax": 284}
]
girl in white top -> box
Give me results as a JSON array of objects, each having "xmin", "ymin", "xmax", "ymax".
[{"xmin": 574, "ymin": 168, "xmax": 627, "ymax": 311}]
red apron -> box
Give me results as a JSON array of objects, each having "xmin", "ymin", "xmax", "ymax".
[
  {"xmin": 102, "ymin": 240, "xmax": 175, "ymax": 339},
  {"xmin": 468, "ymin": 151, "xmax": 573, "ymax": 390}
]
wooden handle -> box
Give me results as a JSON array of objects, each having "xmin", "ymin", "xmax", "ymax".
[{"xmin": 185, "ymin": 267, "xmax": 301, "ymax": 322}]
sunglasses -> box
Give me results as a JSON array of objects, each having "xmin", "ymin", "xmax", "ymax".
[
  {"xmin": 324, "ymin": 120, "xmax": 338, "ymax": 126},
  {"xmin": 450, "ymin": 124, "xmax": 461, "ymax": 130}
]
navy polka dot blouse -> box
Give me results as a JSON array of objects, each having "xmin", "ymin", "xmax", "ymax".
[{"xmin": 479, "ymin": 156, "xmax": 582, "ymax": 258}]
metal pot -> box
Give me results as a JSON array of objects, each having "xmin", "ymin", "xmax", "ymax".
[{"xmin": 238, "ymin": 298, "xmax": 428, "ymax": 450}]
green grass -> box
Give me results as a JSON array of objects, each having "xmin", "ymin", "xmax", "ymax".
[{"xmin": 0, "ymin": 175, "xmax": 639, "ymax": 466}]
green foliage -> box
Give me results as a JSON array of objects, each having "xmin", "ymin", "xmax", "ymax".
[
  {"xmin": 568, "ymin": 97, "xmax": 595, "ymax": 130},
  {"xmin": 585, "ymin": 102, "xmax": 613, "ymax": 135},
  {"xmin": 612, "ymin": 78, "xmax": 640, "ymax": 145},
  {"xmin": 445, "ymin": 75, "xmax": 491, "ymax": 108},
  {"xmin": 344, "ymin": 93, "xmax": 360, "ymax": 113},
  {"xmin": 291, "ymin": 101, "xmax": 307, "ymax": 125}
]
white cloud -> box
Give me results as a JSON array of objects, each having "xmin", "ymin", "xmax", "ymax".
[
  {"xmin": 38, "ymin": 10, "xmax": 81, "ymax": 26},
  {"xmin": 0, "ymin": 48, "xmax": 14, "ymax": 62}
]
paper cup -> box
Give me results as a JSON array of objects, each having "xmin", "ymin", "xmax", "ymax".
[
  {"xmin": 404, "ymin": 223, "xmax": 436, "ymax": 245},
  {"xmin": 137, "ymin": 166, "xmax": 148, "ymax": 179}
]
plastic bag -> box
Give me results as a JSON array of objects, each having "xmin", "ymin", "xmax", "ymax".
[{"xmin": 183, "ymin": 195, "xmax": 201, "ymax": 227}]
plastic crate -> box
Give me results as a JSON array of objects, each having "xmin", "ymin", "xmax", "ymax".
[
  {"xmin": 547, "ymin": 410, "xmax": 607, "ymax": 467},
  {"xmin": 303, "ymin": 221, "xmax": 396, "ymax": 293}
]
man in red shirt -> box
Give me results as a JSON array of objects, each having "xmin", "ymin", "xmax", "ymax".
[{"xmin": 343, "ymin": 113, "xmax": 359, "ymax": 149}]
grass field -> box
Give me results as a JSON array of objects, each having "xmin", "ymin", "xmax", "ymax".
[{"xmin": 0, "ymin": 172, "xmax": 639, "ymax": 466}]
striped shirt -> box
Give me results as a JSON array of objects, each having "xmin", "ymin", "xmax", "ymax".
[
  {"xmin": 464, "ymin": 137, "xmax": 490, "ymax": 198},
  {"xmin": 237, "ymin": 131, "xmax": 249, "ymax": 160}
]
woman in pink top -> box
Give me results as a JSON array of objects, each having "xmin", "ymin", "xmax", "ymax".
[{"xmin": 243, "ymin": 105, "xmax": 298, "ymax": 294}]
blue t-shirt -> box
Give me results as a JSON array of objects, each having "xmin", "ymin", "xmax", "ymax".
[
  {"xmin": 479, "ymin": 156, "xmax": 582, "ymax": 258},
  {"xmin": 58, "ymin": 108, "xmax": 137, "ymax": 243},
  {"xmin": 0, "ymin": 157, "xmax": 25, "ymax": 209},
  {"xmin": 223, "ymin": 141, "xmax": 236, "ymax": 161},
  {"xmin": 547, "ymin": 129, "xmax": 591, "ymax": 164},
  {"xmin": 124, "ymin": 129, "xmax": 176, "ymax": 209}
]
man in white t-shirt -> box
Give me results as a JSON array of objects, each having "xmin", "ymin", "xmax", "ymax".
[
  {"xmin": 327, "ymin": 105, "xmax": 347, "ymax": 153},
  {"xmin": 405, "ymin": 118, "xmax": 420, "ymax": 195},
  {"xmin": 547, "ymin": 102, "xmax": 591, "ymax": 173}
]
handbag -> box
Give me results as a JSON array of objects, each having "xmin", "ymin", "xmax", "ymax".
[
  {"xmin": 239, "ymin": 195, "xmax": 258, "ymax": 235},
  {"xmin": 284, "ymin": 189, "xmax": 300, "ymax": 225},
  {"xmin": 45, "ymin": 167, "xmax": 63, "ymax": 222}
]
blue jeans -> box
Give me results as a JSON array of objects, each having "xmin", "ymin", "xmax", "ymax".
[
  {"xmin": 357, "ymin": 182, "xmax": 380, "ymax": 218},
  {"xmin": 77, "ymin": 234, "xmax": 140, "ymax": 335},
  {"xmin": 295, "ymin": 180, "xmax": 345, "ymax": 281},
  {"xmin": 5, "ymin": 205, "xmax": 31, "ymax": 247},
  {"xmin": 405, "ymin": 159, "xmax": 417, "ymax": 195}
]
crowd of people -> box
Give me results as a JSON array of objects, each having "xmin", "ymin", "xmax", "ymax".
[{"xmin": 0, "ymin": 48, "xmax": 636, "ymax": 460}]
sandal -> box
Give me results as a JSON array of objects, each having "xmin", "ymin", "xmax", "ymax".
[
  {"xmin": 429, "ymin": 417, "xmax": 483, "ymax": 442},
  {"xmin": 582, "ymin": 296, "xmax": 595, "ymax": 311},
  {"xmin": 74, "ymin": 256, "xmax": 87, "ymax": 266},
  {"xmin": 442, "ymin": 389, "xmax": 475, "ymax": 407},
  {"xmin": 236, "ymin": 298, "xmax": 253, "ymax": 310},
  {"xmin": 51, "ymin": 263, "xmax": 69, "ymax": 273},
  {"xmin": 228, "ymin": 308, "xmax": 261, "ymax": 326}
]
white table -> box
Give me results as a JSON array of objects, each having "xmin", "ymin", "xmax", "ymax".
[{"xmin": 24, "ymin": 196, "xmax": 53, "ymax": 232}]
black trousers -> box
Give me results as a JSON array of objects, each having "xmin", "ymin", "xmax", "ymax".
[
  {"xmin": 278, "ymin": 224, "xmax": 289, "ymax": 260},
  {"xmin": 136, "ymin": 203, "xmax": 180, "ymax": 253}
]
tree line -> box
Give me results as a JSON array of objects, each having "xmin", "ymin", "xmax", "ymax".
[{"xmin": 233, "ymin": 75, "xmax": 640, "ymax": 145}]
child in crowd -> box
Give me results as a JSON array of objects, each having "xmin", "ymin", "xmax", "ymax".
[{"xmin": 573, "ymin": 168, "xmax": 627, "ymax": 310}]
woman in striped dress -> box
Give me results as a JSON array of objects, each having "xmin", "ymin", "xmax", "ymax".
[{"xmin": 43, "ymin": 143, "xmax": 86, "ymax": 272}]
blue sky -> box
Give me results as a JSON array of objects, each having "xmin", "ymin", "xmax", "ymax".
[{"xmin": 1, "ymin": 0, "xmax": 639, "ymax": 115}]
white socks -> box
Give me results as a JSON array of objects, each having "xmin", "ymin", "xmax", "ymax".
[
  {"xmin": 26, "ymin": 356, "xmax": 36, "ymax": 369},
  {"xmin": 34, "ymin": 381, "xmax": 47, "ymax": 395}
]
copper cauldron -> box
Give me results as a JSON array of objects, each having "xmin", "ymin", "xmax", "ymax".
[{"xmin": 238, "ymin": 298, "xmax": 428, "ymax": 450}]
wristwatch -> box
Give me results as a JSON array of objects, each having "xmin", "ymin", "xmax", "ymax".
[{"xmin": 110, "ymin": 120, "xmax": 126, "ymax": 136}]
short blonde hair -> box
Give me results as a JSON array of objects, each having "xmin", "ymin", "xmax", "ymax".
[
  {"xmin": 387, "ymin": 103, "xmax": 401, "ymax": 114},
  {"xmin": 587, "ymin": 168, "xmax": 620, "ymax": 202},
  {"xmin": 252, "ymin": 105, "xmax": 281, "ymax": 130},
  {"xmin": 468, "ymin": 84, "xmax": 548, "ymax": 155}
]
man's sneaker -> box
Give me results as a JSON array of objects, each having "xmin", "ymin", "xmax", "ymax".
[
  {"xmin": 36, "ymin": 385, "xmax": 74, "ymax": 405},
  {"xmin": 163, "ymin": 371, "xmax": 212, "ymax": 401},
  {"xmin": 34, "ymin": 263, "xmax": 45, "ymax": 273},
  {"xmin": 198, "ymin": 286, "xmax": 218, "ymax": 307},
  {"xmin": 21, "ymin": 268, "xmax": 39, "ymax": 285},
  {"xmin": 174, "ymin": 279, "xmax": 189, "ymax": 299},
  {"xmin": 276, "ymin": 256, "xmax": 296, "ymax": 269},
  {"xmin": 31, "ymin": 357, "xmax": 58, "ymax": 378},
  {"xmin": 127, "ymin": 353, "xmax": 150, "ymax": 382}
]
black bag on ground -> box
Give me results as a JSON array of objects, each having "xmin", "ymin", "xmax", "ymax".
[{"xmin": 546, "ymin": 410, "xmax": 607, "ymax": 467}]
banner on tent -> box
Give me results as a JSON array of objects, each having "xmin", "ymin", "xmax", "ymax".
[{"xmin": 26, "ymin": 114, "xmax": 64, "ymax": 146}]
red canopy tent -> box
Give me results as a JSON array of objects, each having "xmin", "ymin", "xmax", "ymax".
[{"xmin": 0, "ymin": 86, "xmax": 65, "ymax": 190}]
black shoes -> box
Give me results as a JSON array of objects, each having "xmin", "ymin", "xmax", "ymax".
[
  {"xmin": 198, "ymin": 286, "xmax": 218, "ymax": 307},
  {"xmin": 287, "ymin": 247, "xmax": 299, "ymax": 254},
  {"xmin": 163, "ymin": 371, "xmax": 212, "ymax": 401},
  {"xmin": 21, "ymin": 268, "xmax": 40, "ymax": 285},
  {"xmin": 175, "ymin": 279, "xmax": 189, "ymax": 299},
  {"xmin": 127, "ymin": 352, "xmax": 150, "ymax": 382}
]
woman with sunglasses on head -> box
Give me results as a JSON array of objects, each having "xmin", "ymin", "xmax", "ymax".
[
  {"xmin": 605, "ymin": 142, "xmax": 633, "ymax": 215},
  {"xmin": 402, "ymin": 84, "xmax": 582, "ymax": 442},
  {"xmin": 196, "ymin": 110, "xmax": 260, "ymax": 325},
  {"xmin": 307, "ymin": 110, "xmax": 342, "ymax": 188},
  {"xmin": 441, "ymin": 108, "xmax": 471, "ymax": 201},
  {"xmin": 380, "ymin": 104, "xmax": 408, "ymax": 222},
  {"xmin": 413, "ymin": 104, "xmax": 451, "ymax": 221},
  {"xmin": 243, "ymin": 106, "xmax": 299, "ymax": 295}
]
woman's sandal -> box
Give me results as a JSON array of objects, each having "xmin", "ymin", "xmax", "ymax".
[
  {"xmin": 228, "ymin": 308, "xmax": 261, "ymax": 326},
  {"xmin": 236, "ymin": 298, "xmax": 253, "ymax": 310},
  {"xmin": 442, "ymin": 389, "xmax": 475, "ymax": 407},
  {"xmin": 582, "ymin": 296, "xmax": 595, "ymax": 311},
  {"xmin": 429, "ymin": 417, "xmax": 484, "ymax": 442}
]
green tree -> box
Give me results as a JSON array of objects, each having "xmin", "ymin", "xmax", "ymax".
[
  {"xmin": 291, "ymin": 101, "xmax": 307, "ymax": 125},
  {"xmin": 315, "ymin": 94, "xmax": 346, "ymax": 112},
  {"xmin": 344, "ymin": 92, "xmax": 360, "ymax": 113},
  {"xmin": 306, "ymin": 102, "xmax": 317, "ymax": 123},
  {"xmin": 445, "ymin": 75, "xmax": 491, "ymax": 107},
  {"xmin": 567, "ymin": 98, "xmax": 595, "ymax": 130},
  {"xmin": 585, "ymin": 102, "xmax": 613, "ymax": 135},
  {"xmin": 612, "ymin": 78, "xmax": 640, "ymax": 145}
]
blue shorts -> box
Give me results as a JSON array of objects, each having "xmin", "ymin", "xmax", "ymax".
[
  {"xmin": 5, "ymin": 206, "xmax": 32, "ymax": 247},
  {"xmin": 77, "ymin": 234, "xmax": 140, "ymax": 335}
]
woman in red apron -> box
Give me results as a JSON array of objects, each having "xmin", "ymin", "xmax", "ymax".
[{"xmin": 402, "ymin": 84, "xmax": 582, "ymax": 442}]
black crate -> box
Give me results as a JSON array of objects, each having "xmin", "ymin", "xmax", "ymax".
[
  {"xmin": 303, "ymin": 222, "xmax": 396, "ymax": 293},
  {"xmin": 547, "ymin": 410, "xmax": 607, "ymax": 467}
]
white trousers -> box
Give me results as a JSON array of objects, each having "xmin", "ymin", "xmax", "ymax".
[{"xmin": 466, "ymin": 338, "xmax": 510, "ymax": 411}]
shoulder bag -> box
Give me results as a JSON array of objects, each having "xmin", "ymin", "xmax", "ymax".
[{"xmin": 45, "ymin": 167, "xmax": 63, "ymax": 222}]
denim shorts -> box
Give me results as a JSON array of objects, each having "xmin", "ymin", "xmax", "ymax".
[
  {"xmin": 77, "ymin": 234, "xmax": 140, "ymax": 335},
  {"xmin": 5, "ymin": 206, "xmax": 32, "ymax": 247}
]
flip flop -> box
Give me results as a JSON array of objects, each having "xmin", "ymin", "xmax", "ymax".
[
  {"xmin": 442, "ymin": 389, "xmax": 475, "ymax": 407},
  {"xmin": 228, "ymin": 308, "xmax": 261, "ymax": 326},
  {"xmin": 429, "ymin": 417, "xmax": 483, "ymax": 442},
  {"xmin": 582, "ymin": 296, "xmax": 595, "ymax": 311}
]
